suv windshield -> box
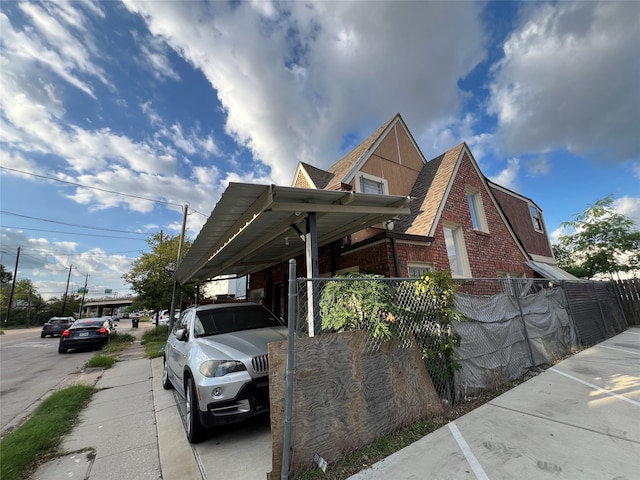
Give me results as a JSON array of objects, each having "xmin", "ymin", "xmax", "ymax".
[{"xmin": 195, "ymin": 305, "xmax": 282, "ymax": 336}]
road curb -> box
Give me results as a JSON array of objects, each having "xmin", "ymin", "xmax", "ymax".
[{"xmin": 151, "ymin": 357, "xmax": 203, "ymax": 480}]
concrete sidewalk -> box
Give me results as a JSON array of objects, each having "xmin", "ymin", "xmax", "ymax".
[
  {"xmin": 348, "ymin": 327, "xmax": 640, "ymax": 480},
  {"xmin": 28, "ymin": 321, "xmax": 189, "ymax": 480}
]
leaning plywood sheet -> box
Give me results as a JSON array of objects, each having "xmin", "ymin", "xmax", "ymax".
[{"xmin": 269, "ymin": 330, "xmax": 443, "ymax": 479}]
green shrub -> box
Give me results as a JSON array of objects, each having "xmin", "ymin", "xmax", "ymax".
[{"xmin": 320, "ymin": 272, "xmax": 394, "ymax": 340}]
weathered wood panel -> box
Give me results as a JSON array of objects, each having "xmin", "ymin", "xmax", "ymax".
[{"xmin": 269, "ymin": 330, "xmax": 443, "ymax": 479}]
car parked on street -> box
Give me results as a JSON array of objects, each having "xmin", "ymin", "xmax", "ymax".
[
  {"xmin": 41, "ymin": 316, "xmax": 75, "ymax": 338},
  {"xmin": 58, "ymin": 317, "xmax": 116, "ymax": 353},
  {"xmin": 157, "ymin": 309, "xmax": 180, "ymax": 326},
  {"xmin": 162, "ymin": 302, "xmax": 287, "ymax": 443}
]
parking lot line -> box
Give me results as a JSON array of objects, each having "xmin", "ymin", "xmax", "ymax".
[
  {"xmin": 448, "ymin": 421, "xmax": 490, "ymax": 480},
  {"xmin": 548, "ymin": 367, "xmax": 640, "ymax": 407}
]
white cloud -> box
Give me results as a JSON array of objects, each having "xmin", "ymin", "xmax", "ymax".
[
  {"xmin": 488, "ymin": 1, "xmax": 640, "ymax": 163},
  {"xmin": 0, "ymin": 228, "xmax": 135, "ymax": 300},
  {"xmin": 525, "ymin": 156, "xmax": 550, "ymax": 176},
  {"xmin": 613, "ymin": 196, "xmax": 640, "ymax": 229},
  {"xmin": 488, "ymin": 157, "xmax": 520, "ymax": 191},
  {"xmin": 122, "ymin": 0, "xmax": 487, "ymax": 184}
]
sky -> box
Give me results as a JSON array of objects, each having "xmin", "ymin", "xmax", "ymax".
[{"xmin": 1, "ymin": 0, "xmax": 639, "ymax": 301}]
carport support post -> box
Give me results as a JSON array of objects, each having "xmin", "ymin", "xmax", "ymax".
[
  {"xmin": 305, "ymin": 212, "xmax": 321, "ymax": 336},
  {"xmin": 281, "ymin": 259, "xmax": 297, "ymax": 480}
]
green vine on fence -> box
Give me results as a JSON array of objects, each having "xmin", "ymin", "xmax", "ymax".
[
  {"xmin": 319, "ymin": 270, "xmax": 465, "ymax": 401},
  {"xmin": 319, "ymin": 272, "xmax": 394, "ymax": 340}
]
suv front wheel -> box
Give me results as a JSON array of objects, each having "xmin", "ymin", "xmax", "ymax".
[{"xmin": 185, "ymin": 377, "xmax": 205, "ymax": 443}]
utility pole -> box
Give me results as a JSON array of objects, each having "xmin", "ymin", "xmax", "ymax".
[
  {"xmin": 169, "ymin": 204, "xmax": 188, "ymax": 331},
  {"xmin": 26, "ymin": 289, "xmax": 31, "ymax": 328},
  {"xmin": 78, "ymin": 273, "xmax": 88, "ymax": 318},
  {"xmin": 61, "ymin": 264, "xmax": 72, "ymax": 316},
  {"xmin": 4, "ymin": 246, "xmax": 20, "ymax": 326}
]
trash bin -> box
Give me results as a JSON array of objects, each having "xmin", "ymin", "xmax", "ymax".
[{"xmin": 132, "ymin": 318, "xmax": 139, "ymax": 328}]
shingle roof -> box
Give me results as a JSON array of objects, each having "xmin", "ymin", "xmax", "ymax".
[
  {"xmin": 395, "ymin": 143, "xmax": 466, "ymax": 236},
  {"xmin": 298, "ymin": 162, "xmax": 335, "ymax": 189}
]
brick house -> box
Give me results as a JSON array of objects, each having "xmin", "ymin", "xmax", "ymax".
[{"xmin": 249, "ymin": 113, "xmax": 569, "ymax": 313}]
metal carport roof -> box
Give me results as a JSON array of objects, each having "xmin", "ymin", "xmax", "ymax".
[
  {"xmin": 174, "ymin": 183, "xmax": 412, "ymax": 284},
  {"xmin": 527, "ymin": 261, "xmax": 579, "ymax": 280}
]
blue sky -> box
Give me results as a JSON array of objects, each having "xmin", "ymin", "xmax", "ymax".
[{"xmin": 1, "ymin": 1, "xmax": 638, "ymax": 300}]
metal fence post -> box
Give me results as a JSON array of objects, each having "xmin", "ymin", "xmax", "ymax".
[
  {"xmin": 281, "ymin": 259, "xmax": 297, "ymax": 480},
  {"xmin": 592, "ymin": 281, "xmax": 610, "ymax": 337},
  {"xmin": 513, "ymin": 279, "xmax": 536, "ymax": 368}
]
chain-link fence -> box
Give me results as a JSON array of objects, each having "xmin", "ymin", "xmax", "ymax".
[{"xmin": 293, "ymin": 275, "xmax": 627, "ymax": 405}]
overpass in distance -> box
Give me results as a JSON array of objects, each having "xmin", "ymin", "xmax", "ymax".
[{"xmin": 82, "ymin": 296, "xmax": 135, "ymax": 317}]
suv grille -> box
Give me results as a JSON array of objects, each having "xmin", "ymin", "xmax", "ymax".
[{"xmin": 251, "ymin": 354, "xmax": 269, "ymax": 374}]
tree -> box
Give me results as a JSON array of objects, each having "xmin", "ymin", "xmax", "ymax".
[
  {"xmin": 1, "ymin": 264, "xmax": 13, "ymax": 284},
  {"xmin": 122, "ymin": 232, "xmax": 196, "ymax": 315},
  {"xmin": 557, "ymin": 195, "xmax": 640, "ymax": 279},
  {"xmin": 552, "ymin": 244, "xmax": 590, "ymax": 278},
  {"xmin": 46, "ymin": 294, "xmax": 81, "ymax": 318}
]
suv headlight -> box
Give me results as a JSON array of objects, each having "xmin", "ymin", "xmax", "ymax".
[{"xmin": 199, "ymin": 360, "xmax": 247, "ymax": 377}]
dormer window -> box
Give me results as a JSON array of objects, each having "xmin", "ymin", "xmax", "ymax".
[
  {"xmin": 356, "ymin": 172, "xmax": 387, "ymax": 195},
  {"xmin": 529, "ymin": 205, "xmax": 544, "ymax": 233}
]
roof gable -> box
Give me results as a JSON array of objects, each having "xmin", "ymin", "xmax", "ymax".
[
  {"xmin": 324, "ymin": 114, "xmax": 399, "ymax": 189},
  {"xmin": 395, "ymin": 143, "xmax": 530, "ymax": 260},
  {"xmin": 395, "ymin": 143, "xmax": 464, "ymax": 236},
  {"xmin": 293, "ymin": 162, "xmax": 335, "ymax": 189}
]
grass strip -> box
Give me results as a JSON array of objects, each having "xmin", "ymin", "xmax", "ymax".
[
  {"xmin": 101, "ymin": 332, "xmax": 136, "ymax": 355},
  {"xmin": 141, "ymin": 325, "xmax": 169, "ymax": 359},
  {"xmin": 85, "ymin": 354, "xmax": 116, "ymax": 369},
  {"xmin": 0, "ymin": 385, "xmax": 94, "ymax": 480}
]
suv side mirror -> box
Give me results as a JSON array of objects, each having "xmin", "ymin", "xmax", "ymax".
[{"xmin": 176, "ymin": 328, "xmax": 188, "ymax": 341}]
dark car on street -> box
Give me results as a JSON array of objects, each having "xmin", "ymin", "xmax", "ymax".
[
  {"xmin": 41, "ymin": 316, "xmax": 75, "ymax": 338},
  {"xmin": 58, "ymin": 318, "xmax": 115, "ymax": 353}
]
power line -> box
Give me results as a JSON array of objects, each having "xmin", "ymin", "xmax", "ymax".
[
  {"xmin": 0, "ymin": 211, "xmax": 149, "ymax": 234},
  {"xmin": 0, "ymin": 165, "xmax": 209, "ymax": 217},
  {"xmin": 0, "ymin": 165, "xmax": 183, "ymax": 207},
  {"xmin": 1, "ymin": 225, "xmax": 148, "ymax": 240}
]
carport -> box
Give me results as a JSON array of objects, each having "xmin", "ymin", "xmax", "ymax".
[{"xmin": 173, "ymin": 182, "xmax": 411, "ymax": 334}]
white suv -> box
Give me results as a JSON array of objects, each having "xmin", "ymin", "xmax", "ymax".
[
  {"xmin": 158, "ymin": 309, "xmax": 180, "ymax": 326},
  {"xmin": 162, "ymin": 302, "xmax": 287, "ymax": 442}
]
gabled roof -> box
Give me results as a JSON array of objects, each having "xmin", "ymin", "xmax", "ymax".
[
  {"xmin": 295, "ymin": 162, "xmax": 335, "ymax": 189},
  {"xmin": 395, "ymin": 144, "xmax": 465, "ymax": 236},
  {"xmin": 324, "ymin": 115, "xmax": 396, "ymax": 190},
  {"xmin": 394, "ymin": 142, "xmax": 530, "ymax": 260},
  {"xmin": 295, "ymin": 113, "xmax": 429, "ymax": 194}
]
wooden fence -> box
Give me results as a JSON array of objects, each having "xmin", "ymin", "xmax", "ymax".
[{"xmin": 615, "ymin": 278, "xmax": 640, "ymax": 326}]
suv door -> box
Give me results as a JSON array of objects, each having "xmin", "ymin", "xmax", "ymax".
[{"xmin": 166, "ymin": 310, "xmax": 193, "ymax": 394}]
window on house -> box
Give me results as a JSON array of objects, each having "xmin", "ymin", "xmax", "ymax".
[
  {"xmin": 466, "ymin": 188, "xmax": 488, "ymax": 232},
  {"xmin": 443, "ymin": 225, "xmax": 470, "ymax": 278},
  {"xmin": 357, "ymin": 173, "xmax": 387, "ymax": 195},
  {"xmin": 407, "ymin": 263, "xmax": 435, "ymax": 278},
  {"xmin": 530, "ymin": 205, "xmax": 543, "ymax": 233}
]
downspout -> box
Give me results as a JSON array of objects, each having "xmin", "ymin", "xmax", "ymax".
[{"xmin": 391, "ymin": 236, "xmax": 401, "ymax": 277}]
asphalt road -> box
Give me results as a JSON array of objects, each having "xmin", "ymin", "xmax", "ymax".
[{"xmin": 0, "ymin": 326, "xmax": 95, "ymax": 435}]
